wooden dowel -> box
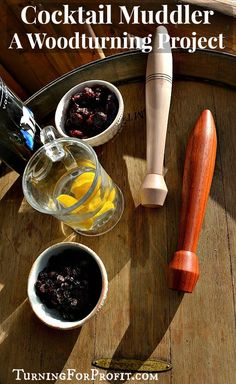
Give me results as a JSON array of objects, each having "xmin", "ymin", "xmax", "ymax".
[
  {"xmin": 179, "ymin": 0, "xmax": 236, "ymax": 17},
  {"xmin": 84, "ymin": 24, "xmax": 106, "ymax": 59}
]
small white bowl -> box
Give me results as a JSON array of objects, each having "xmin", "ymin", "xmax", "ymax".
[
  {"xmin": 27, "ymin": 242, "xmax": 108, "ymax": 330},
  {"xmin": 55, "ymin": 80, "xmax": 124, "ymax": 147}
]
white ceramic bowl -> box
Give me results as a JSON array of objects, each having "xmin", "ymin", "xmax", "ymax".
[
  {"xmin": 27, "ymin": 242, "xmax": 108, "ymax": 330},
  {"xmin": 55, "ymin": 80, "xmax": 124, "ymax": 147}
]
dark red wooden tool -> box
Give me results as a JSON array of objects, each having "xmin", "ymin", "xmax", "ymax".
[{"xmin": 167, "ymin": 110, "xmax": 217, "ymax": 293}]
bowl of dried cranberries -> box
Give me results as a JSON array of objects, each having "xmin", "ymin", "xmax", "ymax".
[
  {"xmin": 55, "ymin": 80, "xmax": 124, "ymax": 147},
  {"xmin": 27, "ymin": 242, "xmax": 108, "ymax": 329}
]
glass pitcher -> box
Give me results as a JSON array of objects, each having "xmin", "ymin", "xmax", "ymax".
[{"xmin": 22, "ymin": 127, "xmax": 124, "ymax": 236}]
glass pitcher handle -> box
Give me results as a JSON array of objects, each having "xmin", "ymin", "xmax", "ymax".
[
  {"xmin": 40, "ymin": 125, "xmax": 57, "ymax": 144},
  {"xmin": 40, "ymin": 126, "xmax": 78, "ymax": 170},
  {"xmin": 40, "ymin": 126, "xmax": 65, "ymax": 162}
]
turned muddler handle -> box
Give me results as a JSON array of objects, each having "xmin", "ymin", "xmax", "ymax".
[
  {"xmin": 140, "ymin": 26, "xmax": 173, "ymax": 207},
  {"xmin": 167, "ymin": 110, "xmax": 217, "ymax": 293}
]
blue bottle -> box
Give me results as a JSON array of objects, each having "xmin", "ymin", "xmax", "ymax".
[{"xmin": 0, "ymin": 77, "xmax": 41, "ymax": 174}]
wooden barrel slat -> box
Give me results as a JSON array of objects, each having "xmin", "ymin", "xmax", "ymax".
[{"xmin": 26, "ymin": 49, "xmax": 236, "ymax": 123}]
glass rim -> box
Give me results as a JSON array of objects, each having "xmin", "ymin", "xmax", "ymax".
[{"xmin": 22, "ymin": 137, "xmax": 100, "ymax": 215}]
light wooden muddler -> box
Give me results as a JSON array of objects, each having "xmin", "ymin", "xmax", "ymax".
[
  {"xmin": 167, "ymin": 110, "xmax": 217, "ymax": 293},
  {"xmin": 140, "ymin": 26, "xmax": 173, "ymax": 207}
]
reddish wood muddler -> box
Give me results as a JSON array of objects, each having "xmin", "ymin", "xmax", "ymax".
[{"xmin": 167, "ymin": 109, "xmax": 217, "ymax": 293}]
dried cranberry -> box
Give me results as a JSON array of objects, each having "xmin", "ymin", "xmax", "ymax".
[
  {"xmin": 77, "ymin": 107, "xmax": 90, "ymax": 119},
  {"xmin": 82, "ymin": 87, "xmax": 95, "ymax": 100},
  {"xmin": 69, "ymin": 130, "xmax": 84, "ymax": 138},
  {"xmin": 72, "ymin": 92, "xmax": 82, "ymax": 103},
  {"xmin": 39, "ymin": 284, "xmax": 46, "ymax": 294},
  {"xmin": 93, "ymin": 112, "xmax": 107, "ymax": 129},
  {"xmin": 106, "ymin": 94, "xmax": 117, "ymax": 115},
  {"xmin": 86, "ymin": 114, "xmax": 94, "ymax": 126},
  {"xmin": 94, "ymin": 87, "xmax": 102, "ymax": 102},
  {"xmin": 57, "ymin": 275, "xmax": 65, "ymax": 283},
  {"xmin": 69, "ymin": 112, "xmax": 83, "ymax": 126}
]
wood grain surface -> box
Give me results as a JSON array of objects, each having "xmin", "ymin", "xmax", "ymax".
[{"xmin": 0, "ymin": 57, "xmax": 236, "ymax": 383}]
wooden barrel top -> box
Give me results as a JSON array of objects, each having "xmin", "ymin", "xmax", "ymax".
[{"xmin": 0, "ymin": 50, "xmax": 236, "ymax": 384}]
